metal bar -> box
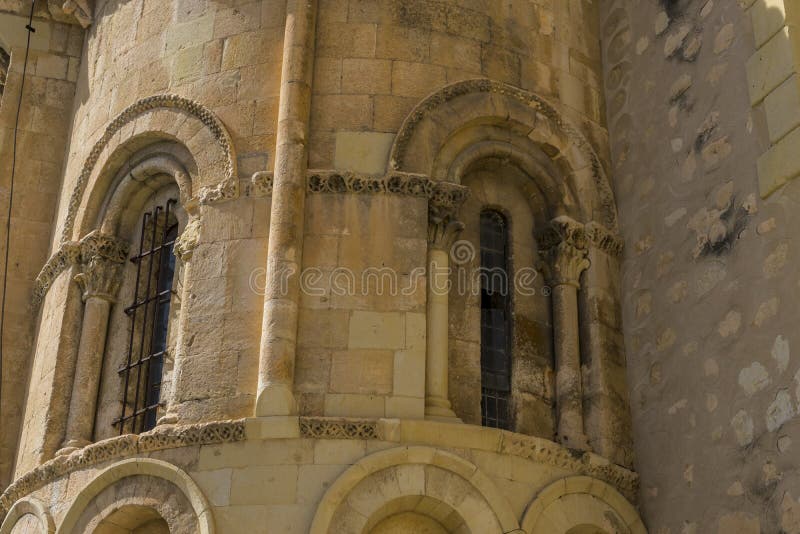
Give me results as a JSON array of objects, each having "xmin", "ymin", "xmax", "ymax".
[
  {"xmin": 123, "ymin": 288, "xmax": 176, "ymax": 315},
  {"xmin": 131, "ymin": 205, "xmax": 162, "ymax": 433},
  {"xmin": 142, "ymin": 199, "xmax": 174, "ymax": 431},
  {"xmin": 128, "ymin": 238, "xmax": 177, "ymax": 263},
  {"xmin": 116, "ymin": 350, "xmax": 167, "ymax": 374},
  {"xmin": 119, "ymin": 210, "xmax": 150, "ymax": 435}
]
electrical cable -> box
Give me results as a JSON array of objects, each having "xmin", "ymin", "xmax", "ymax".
[{"xmin": 0, "ymin": 0, "xmax": 37, "ymax": 428}]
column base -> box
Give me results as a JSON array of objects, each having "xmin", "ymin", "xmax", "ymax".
[
  {"xmin": 425, "ymin": 397, "xmax": 461, "ymax": 422},
  {"xmin": 255, "ymin": 383, "xmax": 298, "ymax": 417}
]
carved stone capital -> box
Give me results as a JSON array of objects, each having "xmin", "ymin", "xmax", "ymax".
[
  {"xmin": 79, "ymin": 230, "xmax": 130, "ymax": 264},
  {"xmin": 538, "ymin": 216, "xmax": 590, "ymax": 288},
  {"xmin": 427, "ymin": 181, "xmax": 469, "ymax": 250},
  {"xmin": 74, "ymin": 231, "xmax": 128, "ymax": 301},
  {"xmin": 74, "ymin": 256, "xmax": 123, "ymax": 302},
  {"xmin": 584, "ymin": 221, "xmax": 624, "ymax": 257}
]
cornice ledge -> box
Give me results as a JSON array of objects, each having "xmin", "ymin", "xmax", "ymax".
[{"xmin": 0, "ymin": 419, "xmax": 245, "ymax": 517}]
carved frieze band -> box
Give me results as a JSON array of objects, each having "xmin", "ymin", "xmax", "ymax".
[
  {"xmin": 33, "ymin": 232, "xmax": 129, "ymax": 308},
  {"xmin": 0, "ymin": 417, "xmax": 636, "ymax": 515},
  {"xmin": 251, "ymin": 170, "xmax": 470, "ymax": 216},
  {"xmin": 61, "ymin": 94, "xmax": 237, "ymax": 246},
  {"xmin": 0, "ymin": 420, "xmax": 246, "ymax": 516},
  {"xmin": 299, "ymin": 417, "xmax": 380, "ymax": 440}
]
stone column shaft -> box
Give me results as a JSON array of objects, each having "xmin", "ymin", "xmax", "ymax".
[
  {"xmin": 61, "ymin": 296, "xmax": 111, "ymax": 450},
  {"xmin": 57, "ymin": 236, "xmax": 126, "ymax": 454},
  {"xmin": 425, "ymin": 247, "xmax": 456, "ymax": 419},
  {"xmin": 256, "ymin": 0, "xmax": 317, "ymax": 417},
  {"xmin": 424, "ymin": 184, "xmax": 468, "ymax": 421},
  {"xmin": 539, "ymin": 216, "xmax": 590, "ymax": 450}
]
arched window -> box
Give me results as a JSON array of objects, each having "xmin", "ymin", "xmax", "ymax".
[
  {"xmin": 479, "ymin": 209, "xmax": 511, "ymax": 430},
  {"xmin": 116, "ymin": 199, "xmax": 178, "ymax": 434}
]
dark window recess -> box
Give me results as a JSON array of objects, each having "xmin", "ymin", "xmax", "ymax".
[
  {"xmin": 0, "ymin": 48, "xmax": 9, "ymax": 96},
  {"xmin": 480, "ymin": 210, "xmax": 511, "ymax": 430},
  {"xmin": 116, "ymin": 199, "xmax": 178, "ymax": 434}
]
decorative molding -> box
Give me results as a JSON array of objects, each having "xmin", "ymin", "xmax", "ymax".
[
  {"xmin": 32, "ymin": 243, "xmax": 81, "ymax": 307},
  {"xmin": 250, "ymin": 171, "xmax": 274, "ymax": 197},
  {"xmin": 501, "ymin": 433, "xmax": 639, "ymax": 501},
  {"xmin": 537, "ymin": 216, "xmax": 591, "ymax": 288},
  {"xmin": 389, "ymin": 78, "xmax": 618, "ymax": 230},
  {"xmin": 60, "ymin": 94, "xmax": 237, "ymax": 246},
  {"xmin": 306, "ymin": 170, "xmax": 470, "ymax": 208},
  {"xmin": 0, "ymin": 420, "xmax": 245, "ymax": 517},
  {"xmin": 584, "ymin": 221, "xmax": 624, "ymax": 257},
  {"xmin": 79, "ymin": 230, "xmax": 129, "ymax": 264},
  {"xmin": 299, "ymin": 417, "xmax": 379, "ymax": 440},
  {"xmin": 73, "ymin": 257, "xmax": 123, "ymax": 303},
  {"xmin": 0, "ymin": 497, "xmax": 55, "ymax": 534},
  {"xmin": 32, "ymin": 232, "xmax": 129, "ymax": 308}
]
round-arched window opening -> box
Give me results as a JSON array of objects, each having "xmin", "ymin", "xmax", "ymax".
[{"xmin": 93, "ymin": 505, "xmax": 169, "ymax": 534}]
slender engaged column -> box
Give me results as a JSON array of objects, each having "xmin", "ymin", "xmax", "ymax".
[
  {"xmin": 424, "ymin": 185, "xmax": 468, "ymax": 420},
  {"xmin": 539, "ymin": 217, "xmax": 590, "ymax": 450},
  {"xmin": 256, "ymin": 0, "xmax": 317, "ymax": 417},
  {"xmin": 57, "ymin": 234, "xmax": 127, "ymax": 455}
]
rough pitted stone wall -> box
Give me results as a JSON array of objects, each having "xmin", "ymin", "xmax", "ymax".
[{"xmin": 602, "ymin": 0, "xmax": 800, "ymax": 531}]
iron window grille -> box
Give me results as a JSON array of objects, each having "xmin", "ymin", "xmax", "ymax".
[
  {"xmin": 479, "ymin": 209, "xmax": 512, "ymax": 430},
  {"xmin": 0, "ymin": 48, "xmax": 9, "ymax": 96},
  {"xmin": 115, "ymin": 199, "xmax": 178, "ymax": 434}
]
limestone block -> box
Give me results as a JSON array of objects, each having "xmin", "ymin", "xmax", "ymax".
[
  {"xmin": 758, "ymin": 123, "xmax": 800, "ymax": 196},
  {"xmin": 333, "ymin": 131, "xmax": 394, "ymax": 174},
  {"xmin": 191, "ymin": 468, "xmax": 232, "ymax": 506},
  {"xmin": 385, "ymin": 395, "xmax": 425, "ymax": 418},
  {"xmin": 324, "ymin": 393, "xmax": 385, "ymax": 417},
  {"xmin": 330, "ymin": 349, "xmax": 394, "ymax": 394},
  {"xmin": 765, "ymin": 73, "xmax": 800, "ymax": 142},
  {"xmin": 747, "ymin": 26, "xmax": 800, "ymax": 104},
  {"xmin": 376, "ymin": 25, "xmax": 430, "ymax": 62},
  {"xmin": 311, "ymin": 94, "xmax": 373, "ymax": 131},
  {"xmin": 230, "ymin": 465, "xmax": 299, "ymax": 505},
  {"xmin": 348, "ymin": 311, "xmax": 405, "ymax": 349},
  {"xmin": 391, "ymin": 61, "xmax": 446, "ymax": 98},
  {"xmin": 165, "ymin": 14, "xmax": 214, "ymax": 56},
  {"xmin": 750, "ymin": 0, "xmax": 794, "ymax": 48},
  {"xmin": 313, "ymin": 439, "xmax": 367, "ymax": 464},
  {"xmin": 393, "ymin": 348, "xmax": 425, "ymax": 397},
  {"xmin": 341, "ymin": 58, "xmax": 391, "ymax": 94},
  {"xmin": 297, "ymin": 464, "xmax": 349, "ymax": 504}
]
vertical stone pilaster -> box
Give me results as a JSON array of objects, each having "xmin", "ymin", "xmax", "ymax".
[
  {"xmin": 424, "ymin": 182, "xmax": 469, "ymax": 421},
  {"xmin": 256, "ymin": 0, "xmax": 318, "ymax": 417},
  {"xmin": 58, "ymin": 233, "xmax": 128, "ymax": 454},
  {"xmin": 539, "ymin": 216, "xmax": 590, "ymax": 450}
]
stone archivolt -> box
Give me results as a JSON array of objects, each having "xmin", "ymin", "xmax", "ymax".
[
  {"xmin": 389, "ymin": 78, "xmax": 619, "ymax": 231},
  {"xmin": 60, "ymin": 94, "xmax": 237, "ymax": 247}
]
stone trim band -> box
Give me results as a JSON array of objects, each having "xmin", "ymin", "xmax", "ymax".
[{"xmin": 0, "ymin": 417, "xmax": 637, "ymax": 519}]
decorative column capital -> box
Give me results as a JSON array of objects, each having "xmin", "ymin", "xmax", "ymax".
[
  {"xmin": 537, "ymin": 216, "xmax": 590, "ymax": 288},
  {"xmin": 427, "ymin": 181, "xmax": 469, "ymax": 250},
  {"xmin": 584, "ymin": 221, "xmax": 624, "ymax": 257},
  {"xmin": 74, "ymin": 231, "xmax": 129, "ymax": 302}
]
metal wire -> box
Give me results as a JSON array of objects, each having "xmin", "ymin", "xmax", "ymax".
[{"xmin": 0, "ymin": 0, "xmax": 37, "ymax": 438}]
